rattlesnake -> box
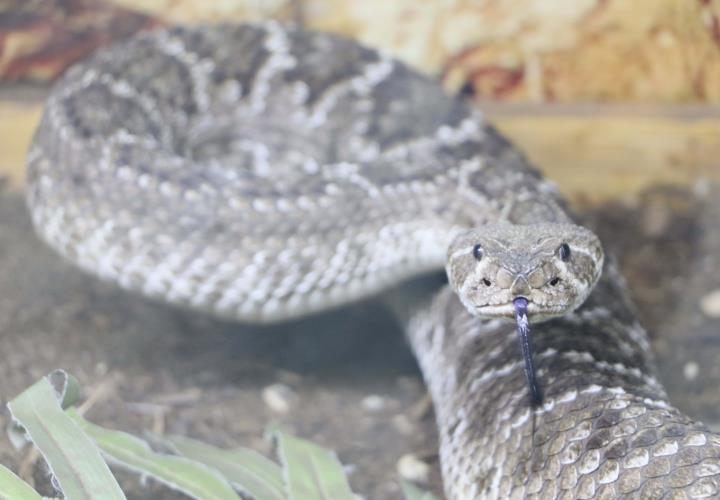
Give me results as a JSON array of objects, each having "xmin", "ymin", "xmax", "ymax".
[{"xmin": 26, "ymin": 23, "xmax": 720, "ymax": 499}]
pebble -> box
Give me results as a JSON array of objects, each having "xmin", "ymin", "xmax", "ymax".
[
  {"xmin": 275, "ymin": 370, "xmax": 303, "ymax": 386},
  {"xmin": 683, "ymin": 361, "xmax": 700, "ymax": 381},
  {"xmin": 641, "ymin": 202, "xmax": 671, "ymax": 237},
  {"xmin": 262, "ymin": 384, "xmax": 296, "ymax": 414},
  {"xmin": 397, "ymin": 453, "xmax": 430, "ymax": 483},
  {"xmin": 396, "ymin": 376, "xmax": 423, "ymax": 393},
  {"xmin": 392, "ymin": 414, "xmax": 415, "ymax": 435},
  {"xmin": 361, "ymin": 394, "xmax": 386, "ymax": 412},
  {"xmin": 693, "ymin": 178, "xmax": 711, "ymax": 198},
  {"xmin": 700, "ymin": 289, "xmax": 720, "ymax": 318},
  {"xmin": 94, "ymin": 362, "xmax": 108, "ymax": 376}
]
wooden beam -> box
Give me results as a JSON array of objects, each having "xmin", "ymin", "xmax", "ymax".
[{"xmin": 1, "ymin": 97, "xmax": 718, "ymax": 205}]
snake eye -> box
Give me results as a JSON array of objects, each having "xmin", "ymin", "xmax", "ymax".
[
  {"xmin": 549, "ymin": 277, "xmax": 560, "ymax": 286},
  {"xmin": 558, "ymin": 243, "xmax": 571, "ymax": 261},
  {"xmin": 472, "ymin": 244, "xmax": 483, "ymax": 261}
]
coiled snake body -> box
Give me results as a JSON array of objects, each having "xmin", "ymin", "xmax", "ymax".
[{"xmin": 26, "ymin": 24, "xmax": 720, "ymax": 498}]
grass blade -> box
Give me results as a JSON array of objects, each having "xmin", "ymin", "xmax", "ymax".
[
  {"xmin": 0, "ymin": 464, "xmax": 42, "ymax": 500},
  {"xmin": 66, "ymin": 409, "xmax": 240, "ymax": 500},
  {"xmin": 401, "ymin": 481, "xmax": 440, "ymax": 500},
  {"xmin": 6, "ymin": 376, "xmax": 126, "ymax": 500},
  {"xmin": 166, "ymin": 435, "xmax": 285, "ymax": 500},
  {"xmin": 47, "ymin": 370, "xmax": 82, "ymax": 409},
  {"xmin": 273, "ymin": 430, "xmax": 355, "ymax": 500}
]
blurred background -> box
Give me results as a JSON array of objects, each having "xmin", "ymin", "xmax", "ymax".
[
  {"xmin": 2, "ymin": 0, "xmax": 720, "ymax": 196},
  {"xmin": 1, "ymin": 1, "xmax": 720, "ymax": 498}
]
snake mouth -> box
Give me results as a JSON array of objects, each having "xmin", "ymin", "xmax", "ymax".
[
  {"xmin": 475, "ymin": 298, "xmax": 564, "ymax": 319},
  {"xmin": 475, "ymin": 302, "xmax": 526, "ymax": 319}
]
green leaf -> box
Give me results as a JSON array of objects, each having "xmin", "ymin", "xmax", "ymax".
[
  {"xmin": 6, "ymin": 376, "xmax": 126, "ymax": 500},
  {"xmin": 47, "ymin": 370, "xmax": 82, "ymax": 409},
  {"xmin": 273, "ymin": 431, "xmax": 355, "ymax": 500},
  {"xmin": 0, "ymin": 464, "xmax": 42, "ymax": 500},
  {"xmin": 401, "ymin": 481, "xmax": 441, "ymax": 500},
  {"xmin": 66, "ymin": 409, "xmax": 240, "ymax": 500},
  {"xmin": 166, "ymin": 435, "xmax": 285, "ymax": 500}
]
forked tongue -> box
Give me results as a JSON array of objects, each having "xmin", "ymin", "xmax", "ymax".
[{"xmin": 513, "ymin": 297, "xmax": 543, "ymax": 405}]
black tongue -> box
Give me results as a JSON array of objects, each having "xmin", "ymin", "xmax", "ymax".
[
  {"xmin": 513, "ymin": 297, "xmax": 529, "ymax": 316},
  {"xmin": 513, "ymin": 297, "xmax": 542, "ymax": 405}
]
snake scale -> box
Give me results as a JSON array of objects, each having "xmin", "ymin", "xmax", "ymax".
[{"xmin": 25, "ymin": 23, "xmax": 720, "ymax": 499}]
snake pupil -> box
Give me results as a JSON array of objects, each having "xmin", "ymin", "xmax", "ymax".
[
  {"xmin": 472, "ymin": 244, "xmax": 483, "ymax": 261},
  {"xmin": 550, "ymin": 277, "xmax": 560, "ymax": 286},
  {"xmin": 559, "ymin": 243, "xmax": 571, "ymax": 261}
]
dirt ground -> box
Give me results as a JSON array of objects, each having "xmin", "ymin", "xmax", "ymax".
[
  {"xmin": 0, "ymin": 186, "xmax": 440, "ymax": 499},
  {"xmin": 1, "ymin": 160, "xmax": 720, "ymax": 498}
]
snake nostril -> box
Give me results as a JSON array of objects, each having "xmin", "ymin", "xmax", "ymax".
[
  {"xmin": 482, "ymin": 278, "xmax": 492, "ymax": 287},
  {"xmin": 549, "ymin": 277, "xmax": 560, "ymax": 286}
]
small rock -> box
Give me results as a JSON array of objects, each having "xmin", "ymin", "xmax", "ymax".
[
  {"xmin": 262, "ymin": 384, "xmax": 296, "ymax": 414},
  {"xmin": 641, "ymin": 201, "xmax": 671, "ymax": 237},
  {"xmin": 683, "ymin": 361, "xmax": 700, "ymax": 381},
  {"xmin": 693, "ymin": 178, "xmax": 711, "ymax": 199},
  {"xmin": 276, "ymin": 370, "xmax": 303, "ymax": 385},
  {"xmin": 392, "ymin": 414, "xmax": 415, "ymax": 435},
  {"xmin": 361, "ymin": 395, "xmax": 386, "ymax": 412},
  {"xmin": 343, "ymin": 463, "xmax": 357, "ymax": 477},
  {"xmin": 700, "ymin": 289, "xmax": 720, "ymax": 318},
  {"xmin": 396, "ymin": 376, "xmax": 423, "ymax": 393},
  {"xmin": 397, "ymin": 453, "xmax": 430, "ymax": 483}
]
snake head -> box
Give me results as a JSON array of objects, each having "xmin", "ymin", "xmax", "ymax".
[{"xmin": 446, "ymin": 222, "xmax": 604, "ymax": 321}]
